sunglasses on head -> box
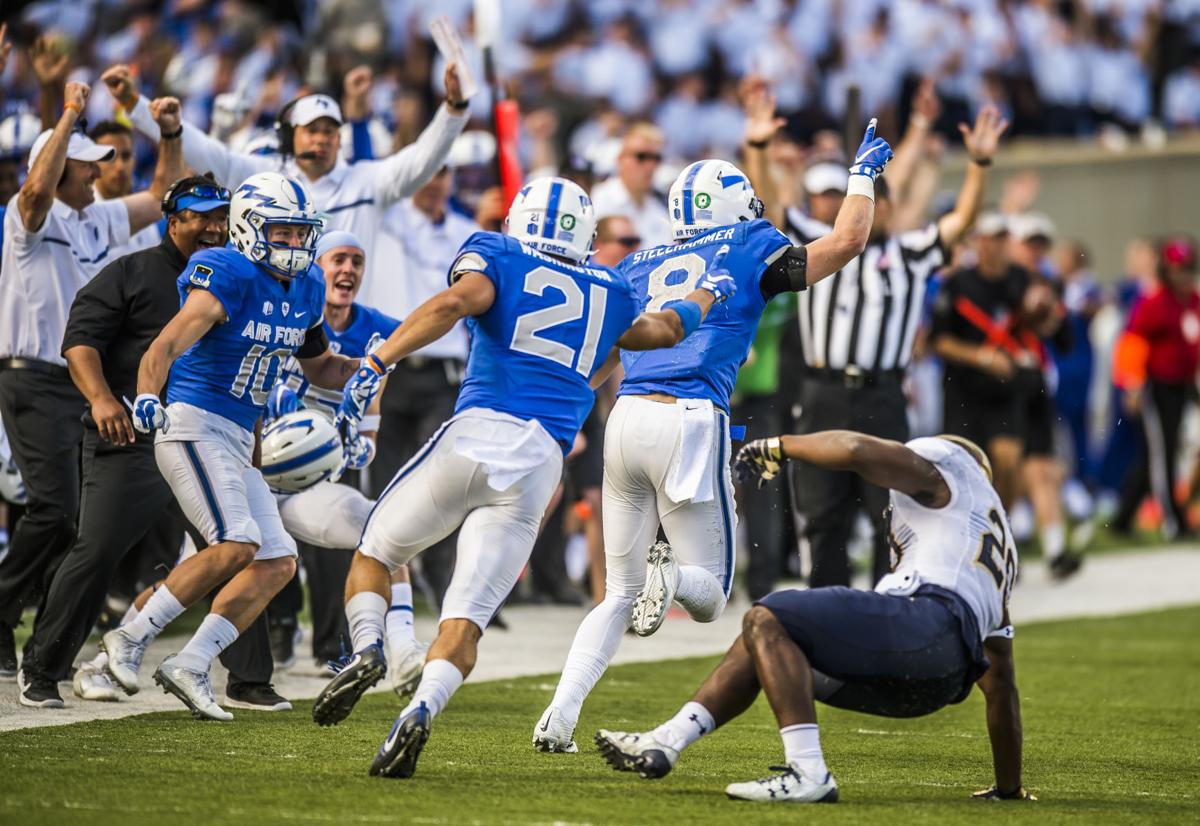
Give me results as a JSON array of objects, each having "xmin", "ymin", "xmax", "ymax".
[{"xmin": 629, "ymin": 151, "xmax": 662, "ymax": 163}]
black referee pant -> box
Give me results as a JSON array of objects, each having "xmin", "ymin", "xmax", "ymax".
[
  {"xmin": 793, "ymin": 372, "xmax": 908, "ymax": 588},
  {"xmin": 1114, "ymin": 379, "xmax": 1192, "ymax": 538},
  {"xmin": 372, "ymin": 358, "xmax": 462, "ymax": 607},
  {"xmin": 0, "ymin": 366, "xmax": 85, "ymax": 629},
  {"xmin": 731, "ymin": 391, "xmax": 790, "ymax": 600}
]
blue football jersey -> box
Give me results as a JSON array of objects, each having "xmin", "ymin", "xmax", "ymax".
[
  {"xmin": 167, "ymin": 248, "xmax": 327, "ymax": 430},
  {"xmin": 277, "ymin": 302, "xmax": 401, "ymax": 418},
  {"xmin": 618, "ymin": 219, "xmax": 791, "ymax": 409},
  {"xmin": 453, "ymin": 232, "xmax": 639, "ymax": 452}
]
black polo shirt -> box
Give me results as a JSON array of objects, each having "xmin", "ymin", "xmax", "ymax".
[{"xmin": 61, "ymin": 235, "xmax": 188, "ymax": 429}]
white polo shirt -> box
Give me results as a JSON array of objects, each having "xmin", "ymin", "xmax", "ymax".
[
  {"xmin": 592, "ymin": 176, "xmax": 673, "ymax": 249},
  {"xmin": 375, "ymin": 200, "xmax": 479, "ymax": 360},
  {"xmin": 96, "ymin": 190, "xmax": 161, "ymax": 260},
  {"xmin": 127, "ymin": 97, "xmax": 467, "ymax": 305},
  {"xmin": 0, "ymin": 195, "xmax": 130, "ymax": 365}
]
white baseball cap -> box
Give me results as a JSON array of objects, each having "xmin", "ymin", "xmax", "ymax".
[
  {"xmin": 1010, "ymin": 211, "xmax": 1057, "ymax": 243},
  {"xmin": 27, "ymin": 129, "xmax": 116, "ymax": 171},
  {"xmin": 288, "ymin": 95, "xmax": 343, "ymax": 127},
  {"xmin": 975, "ymin": 211, "xmax": 1009, "ymax": 237},
  {"xmin": 804, "ymin": 163, "xmax": 849, "ymax": 195}
]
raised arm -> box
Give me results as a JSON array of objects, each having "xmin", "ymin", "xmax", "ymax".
[
  {"xmin": 974, "ymin": 634, "xmax": 1031, "ymax": 800},
  {"xmin": 736, "ymin": 430, "xmax": 950, "ymax": 507},
  {"xmin": 803, "ymin": 120, "xmax": 892, "ymax": 284},
  {"xmin": 937, "ymin": 106, "xmax": 1008, "ymax": 248},
  {"xmin": 120, "ymin": 97, "xmax": 188, "ymax": 235},
  {"xmin": 739, "ymin": 75, "xmax": 786, "ymax": 228},
  {"xmin": 103, "ymin": 64, "xmax": 271, "ymax": 188},
  {"xmin": 18, "ymin": 81, "xmax": 88, "ymax": 233},
  {"xmin": 370, "ymin": 63, "xmax": 470, "ymax": 206}
]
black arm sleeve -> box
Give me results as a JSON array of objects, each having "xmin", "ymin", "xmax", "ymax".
[
  {"xmin": 759, "ymin": 245, "xmax": 808, "ymax": 300},
  {"xmin": 295, "ymin": 323, "xmax": 330, "ymax": 359},
  {"xmin": 61, "ymin": 260, "xmax": 128, "ymax": 356}
]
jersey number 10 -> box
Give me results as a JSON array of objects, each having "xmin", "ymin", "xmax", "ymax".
[
  {"xmin": 231, "ymin": 344, "xmax": 290, "ymax": 405},
  {"xmin": 510, "ymin": 266, "xmax": 609, "ymax": 377}
]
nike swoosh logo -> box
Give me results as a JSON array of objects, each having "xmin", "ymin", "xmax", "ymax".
[
  {"xmin": 538, "ymin": 718, "xmax": 550, "ymax": 733},
  {"xmin": 382, "ymin": 718, "xmax": 403, "ymax": 752},
  {"xmin": 295, "ymin": 311, "xmax": 306, "ymax": 318}
]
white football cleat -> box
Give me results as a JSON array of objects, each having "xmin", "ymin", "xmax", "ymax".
[
  {"xmin": 724, "ymin": 764, "xmax": 839, "ymax": 803},
  {"xmin": 388, "ymin": 638, "xmax": 428, "ymax": 700},
  {"xmin": 153, "ymin": 655, "xmax": 233, "ymax": 721},
  {"xmin": 100, "ymin": 627, "xmax": 148, "ymax": 695},
  {"xmin": 532, "ymin": 706, "xmax": 579, "ymax": 754},
  {"xmin": 631, "ymin": 541, "xmax": 678, "ymax": 637},
  {"xmin": 74, "ymin": 662, "xmax": 120, "ymax": 701},
  {"xmin": 594, "ymin": 729, "xmax": 678, "ymax": 778}
]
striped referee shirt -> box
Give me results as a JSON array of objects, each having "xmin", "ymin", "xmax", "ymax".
[{"xmin": 784, "ymin": 208, "xmax": 945, "ymax": 372}]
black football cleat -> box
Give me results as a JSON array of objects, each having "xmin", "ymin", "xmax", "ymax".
[
  {"xmin": 371, "ymin": 702, "xmax": 431, "ymax": 779},
  {"xmin": 312, "ymin": 641, "xmax": 386, "ymax": 727}
]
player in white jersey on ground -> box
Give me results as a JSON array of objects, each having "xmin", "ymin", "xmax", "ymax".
[
  {"xmin": 100, "ymin": 172, "xmax": 371, "ymax": 720},
  {"xmin": 312, "ymin": 176, "xmax": 737, "ymax": 779},
  {"xmin": 534, "ymin": 121, "xmax": 894, "ymax": 753},
  {"xmin": 595, "ymin": 430, "xmax": 1029, "ymax": 804},
  {"xmin": 263, "ymin": 230, "xmax": 424, "ymax": 694}
]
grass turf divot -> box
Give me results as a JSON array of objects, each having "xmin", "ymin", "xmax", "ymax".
[{"xmin": 1, "ymin": 607, "xmax": 1197, "ymax": 825}]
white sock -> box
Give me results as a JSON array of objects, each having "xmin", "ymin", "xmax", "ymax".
[
  {"xmin": 346, "ymin": 591, "xmax": 387, "ymax": 652},
  {"xmin": 122, "ymin": 585, "xmax": 184, "ymax": 643},
  {"xmin": 782, "ymin": 723, "xmax": 829, "ymax": 781},
  {"xmin": 401, "ymin": 658, "xmax": 463, "ymax": 719},
  {"xmin": 1041, "ymin": 521, "xmax": 1066, "ymax": 560},
  {"xmin": 385, "ymin": 583, "xmax": 415, "ymax": 652},
  {"xmin": 89, "ymin": 606, "xmax": 135, "ymax": 671},
  {"xmin": 550, "ymin": 596, "xmax": 635, "ymax": 722},
  {"xmin": 651, "ymin": 701, "xmax": 715, "ymax": 753},
  {"xmin": 675, "ymin": 566, "xmax": 726, "ymax": 622},
  {"xmin": 173, "ymin": 613, "xmax": 239, "ymax": 673}
]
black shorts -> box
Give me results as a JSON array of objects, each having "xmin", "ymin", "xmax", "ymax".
[
  {"xmin": 942, "ymin": 386, "xmax": 1022, "ymax": 450},
  {"xmin": 757, "ymin": 585, "xmax": 988, "ymax": 718},
  {"xmin": 1020, "ymin": 382, "xmax": 1056, "ymax": 458}
]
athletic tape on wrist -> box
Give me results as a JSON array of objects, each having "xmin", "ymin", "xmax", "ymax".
[
  {"xmin": 665, "ymin": 299, "xmax": 703, "ymax": 338},
  {"xmin": 847, "ymin": 175, "xmax": 875, "ymax": 200}
]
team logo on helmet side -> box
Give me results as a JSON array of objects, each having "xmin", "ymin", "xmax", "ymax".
[
  {"xmin": 694, "ymin": 192, "xmax": 711, "ymax": 209},
  {"xmin": 560, "ymin": 214, "xmax": 576, "ymax": 231}
]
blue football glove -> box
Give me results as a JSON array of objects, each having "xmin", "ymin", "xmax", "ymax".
[
  {"xmin": 265, "ymin": 384, "xmax": 300, "ymax": 424},
  {"xmin": 848, "ymin": 118, "xmax": 893, "ymax": 181},
  {"xmin": 697, "ymin": 245, "xmax": 736, "ymax": 304},
  {"xmin": 337, "ymin": 353, "xmax": 388, "ymax": 425},
  {"xmin": 125, "ymin": 393, "xmax": 169, "ymax": 434},
  {"xmin": 331, "ymin": 412, "xmax": 375, "ymax": 481}
]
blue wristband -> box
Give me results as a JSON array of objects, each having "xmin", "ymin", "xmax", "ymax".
[{"xmin": 665, "ymin": 299, "xmax": 703, "ymax": 338}]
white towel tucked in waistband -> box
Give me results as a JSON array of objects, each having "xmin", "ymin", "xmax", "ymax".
[
  {"xmin": 664, "ymin": 399, "xmax": 716, "ymax": 504},
  {"xmin": 451, "ymin": 407, "xmax": 560, "ymax": 491}
]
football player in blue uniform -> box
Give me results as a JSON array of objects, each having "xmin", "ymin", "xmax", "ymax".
[
  {"xmin": 311, "ymin": 176, "xmax": 735, "ymax": 778},
  {"xmin": 264, "ymin": 230, "xmax": 425, "ymax": 695},
  {"xmin": 99, "ymin": 171, "xmax": 370, "ymax": 720},
  {"xmin": 534, "ymin": 121, "xmax": 894, "ymax": 753}
]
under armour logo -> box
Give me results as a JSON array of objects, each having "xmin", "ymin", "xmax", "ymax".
[{"xmin": 689, "ymin": 713, "xmax": 708, "ymax": 734}]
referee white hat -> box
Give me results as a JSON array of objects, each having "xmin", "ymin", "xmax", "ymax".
[{"xmin": 27, "ymin": 128, "xmax": 115, "ymax": 170}]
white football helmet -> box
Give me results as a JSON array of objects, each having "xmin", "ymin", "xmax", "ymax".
[
  {"xmin": 668, "ymin": 159, "xmax": 763, "ymax": 240},
  {"xmin": 260, "ymin": 410, "xmax": 343, "ymax": 492},
  {"xmin": 0, "ymin": 111, "xmax": 42, "ymax": 162},
  {"xmin": 506, "ymin": 176, "xmax": 596, "ymax": 263},
  {"xmin": 229, "ymin": 171, "xmax": 323, "ymax": 278}
]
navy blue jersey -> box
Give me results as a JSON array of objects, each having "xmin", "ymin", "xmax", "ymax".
[
  {"xmin": 167, "ymin": 247, "xmax": 327, "ymax": 430},
  {"xmin": 452, "ymin": 232, "xmax": 639, "ymax": 452},
  {"xmin": 277, "ymin": 302, "xmax": 401, "ymax": 419},
  {"xmin": 617, "ymin": 219, "xmax": 791, "ymax": 410}
]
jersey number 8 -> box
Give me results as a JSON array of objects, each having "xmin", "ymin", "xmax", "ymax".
[
  {"xmin": 645, "ymin": 252, "xmax": 707, "ymax": 312},
  {"xmin": 510, "ymin": 266, "xmax": 609, "ymax": 377}
]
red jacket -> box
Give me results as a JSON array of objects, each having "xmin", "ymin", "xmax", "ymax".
[{"xmin": 1127, "ymin": 286, "xmax": 1200, "ymax": 384}]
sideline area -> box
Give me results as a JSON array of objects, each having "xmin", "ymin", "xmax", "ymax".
[{"xmin": 2, "ymin": 546, "xmax": 1197, "ymax": 732}]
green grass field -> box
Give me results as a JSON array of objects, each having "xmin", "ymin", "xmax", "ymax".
[{"xmin": 3, "ymin": 607, "xmax": 1197, "ymax": 825}]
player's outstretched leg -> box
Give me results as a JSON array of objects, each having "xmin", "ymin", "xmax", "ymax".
[
  {"xmin": 313, "ymin": 551, "xmax": 391, "ymax": 726},
  {"xmin": 154, "ymin": 653, "xmax": 233, "ymax": 721}
]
